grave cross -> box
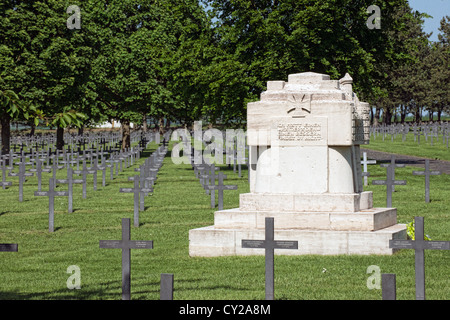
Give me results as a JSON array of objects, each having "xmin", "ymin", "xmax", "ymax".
[
  {"xmin": 45, "ymin": 159, "xmax": 63, "ymax": 184},
  {"xmin": 29, "ymin": 159, "xmax": 51, "ymax": 191},
  {"xmin": 205, "ymin": 164, "xmax": 225, "ymax": 208},
  {"xmin": 99, "ymin": 218, "xmax": 154, "ymax": 300},
  {"xmin": 380, "ymin": 155, "xmax": 405, "ymax": 192},
  {"xmin": 73, "ymin": 162, "xmax": 96, "ymax": 199},
  {"xmin": 88, "ymin": 159, "xmax": 106, "ymax": 190},
  {"xmin": 412, "ymin": 159, "xmax": 441, "ymax": 203},
  {"xmin": 360, "ymin": 152, "xmax": 376, "ymax": 186},
  {"xmin": 120, "ymin": 175, "xmax": 153, "ymax": 227},
  {"xmin": 8, "ymin": 160, "xmax": 33, "ymax": 202},
  {"xmin": 207, "ymin": 171, "xmax": 237, "ymax": 210},
  {"xmin": 55, "ymin": 167, "xmax": 83, "ymax": 213},
  {"xmin": 34, "ymin": 178, "xmax": 69, "ymax": 232},
  {"xmin": 372, "ymin": 163, "xmax": 406, "ymax": 208},
  {"xmin": 241, "ymin": 217, "xmax": 298, "ymax": 300},
  {"xmin": 389, "ymin": 216, "xmax": 450, "ymax": 300},
  {"xmin": 0, "ymin": 159, "xmax": 12, "ymax": 189},
  {"xmin": 128, "ymin": 173, "xmax": 153, "ymax": 209}
]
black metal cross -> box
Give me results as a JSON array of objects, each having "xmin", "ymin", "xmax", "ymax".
[
  {"xmin": 412, "ymin": 159, "xmax": 441, "ymax": 203},
  {"xmin": 380, "ymin": 155, "xmax": 405, "ymax": 192},
  {"xmin": 99, "ymin": 218, "xmax": 154, "ymax": 300},
  {"xmin": 207, "ymin": 171, "xmax": 237, "ymax": 210},
  {"xmin": 45, "ymin": 159, "xmax": 63, "ymax": 184},
  {"xmin": 389, "ymin": 216, "xmax": 450, "ymax": 300},
  {"xmin": 88, "ymin": 158, "xmax": 106, "ymax": 190},
  {"xmin": 8, "ymin": 160, "xmax": 33, "ymax": 202},
  {"xmin": 372, "ymin": 163, "xmax": 406, "ymax": 207},
  {"xmin": 0, "ymin": 159, "xmax": 12, "ymax": 189},
  {"xmin": 73, "ymin": 162, "xmax": 96, "ymax": 199},
  {"xmin": 120, "ymin": 175, "xmax": 153, "ymax": 227},
  {"xmin": 29, "ymin": 159, "xmax": 51, "ymax": 191},
  {"xmin": 241, "ymin": 217, "xmax": 298, "ymax": 300},
  {"xmin": 55, "ymin": 167, "xmax": 83, "ymax": 213},
  {"xmin": 206, "ymin": 164, "xmax": 225, "ymax": 208},
  {"xmin": 34, "ymin": 178, "xmax": 69, "ymax": 232}
]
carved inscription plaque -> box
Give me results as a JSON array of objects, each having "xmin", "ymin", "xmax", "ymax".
[
  {"xmin": 273, "ymin": 117, "xmax": 327, "ymax": 146},
  {"xmin": 277, "ymin": 123, "xmax": 322, "ymax": 142}
]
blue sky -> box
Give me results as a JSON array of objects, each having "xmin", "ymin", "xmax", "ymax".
[{"xmin": 408, "ymin": 0, "xmax": 450, "ymax": 41}]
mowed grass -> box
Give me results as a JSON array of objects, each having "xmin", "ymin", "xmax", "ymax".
[
  {"xmin": 0, "ymin": 140, "xmax": 449, "ymax": 300},
  {"xmin": 365, "ymin": 131, "xmax": 450, "ymax": 161}
]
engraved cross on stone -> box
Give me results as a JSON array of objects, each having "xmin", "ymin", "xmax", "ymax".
[
  {"xmin": 287, "ymin": 93, "xmax": 311, "ymax": 118},
  {"xmin": 389, "ymin": 216, "xmax": 450, "ymax": 300},
  {"xmin": 241, "ymin": 217, "xmax": 298, "ymax": 300},
  {"xmin": 99, "ymin": 218, "xmax": 154, "ymax": 300}
]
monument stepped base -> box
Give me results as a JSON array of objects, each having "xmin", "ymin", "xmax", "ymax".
[
  {"xmin": 189, "ymin": 192, "xmax": 407, "ymax": 257},
  {"xmin": 189, "ymin": 223, "xmax": 407, "ymax": 257}
]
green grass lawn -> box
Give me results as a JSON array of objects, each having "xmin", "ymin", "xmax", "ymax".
[
  {"xmin": 365, "ymin": 131, "xmax": 450, "ymax": 161},
  {"xmin": 0, "ymin": 140, "xmax": 449, "ymax": 300}
]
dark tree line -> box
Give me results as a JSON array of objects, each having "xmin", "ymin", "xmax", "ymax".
[{"xmin": 1, "ymin": 0, "xmax": 448, "ymax": 153}]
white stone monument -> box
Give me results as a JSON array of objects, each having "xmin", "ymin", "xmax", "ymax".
[{"xmin": 189, "ymin": 72, "xmax": 407, "ymax": 256}]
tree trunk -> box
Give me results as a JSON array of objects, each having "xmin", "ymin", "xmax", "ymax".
[
  {"xmin": 1, "ymin": 114, "xmax": 11, "ymax": 157},
  {"xmin": 29, "ymin": 123, "xmax": 36, "ymax": 137},
  {"xmin": 158, "ymin": 117, "xmax": 165, "ymax": 135},
  {"xmin": 121, "ymin": 120, "xmax": 131, "ymax": 151},
  {"xmin": 400, "ymin": 105, "xmax": 406, "ymax": 124},
  {"xmin": 383, "ymin": 107, "xmax": 392, "ymax": 125},
  {"xmin": 414, "ymin": 106, "xmax": 421, "ymax": 124},
  {"xmin": 165, "ymin": 119, "xmax": 170, "ymax": 131},
  {"xmin": 374, "ymin": 107, "xmax": 381, "ymax": 126},
  {"xmin": 142, "ymin": 114, "xmax": 148, "ymax": 132},
  {"xmin": 56, "ymin": 127, "xmax": 65, "ymax": 150},
  {"xmin": 78, "ymin": 126, "xmax": 84, "ymax": 136}
]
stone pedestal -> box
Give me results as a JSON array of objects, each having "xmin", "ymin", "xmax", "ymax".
[
  {"xmin": 189, "ymin": 72, "xmax": 407, "ymax": 257},
  {"xmin": 189, "ymin": 191, "xmax": 406, "ymax": 256}
]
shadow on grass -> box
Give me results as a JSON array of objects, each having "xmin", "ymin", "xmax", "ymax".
[{"xmin": 0, "ymin": 280, "xmax": 122, "ymax": 300}]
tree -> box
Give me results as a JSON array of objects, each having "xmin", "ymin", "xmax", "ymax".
[
  {"xmin": 1, "ymin": 1, "xmax": 92, "ymax": 148},
  {"xmin": 427, "ymin": 16, "xmax": 450, "ymax": 121},
  {"xmin": 0, "ymin": 88, "xmax": 40, "ymax": 155},
  {"xmin": 204, "ymin": 0, "xmax": 417, "ymax": 125},
  {"xmin": 85, "ymin": 0, "xmax": 213, "ymax": 147}
]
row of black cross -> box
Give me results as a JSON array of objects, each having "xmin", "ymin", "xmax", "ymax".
[
  {"xmin": 370, "ymin": 122, "xmax": 450, "ymax": 147},
  {"xmin": 100, "ymin": 137, "xmax": 173, "ymax": 300},
  {"xmin": 1, "ymin": 132, "xmax": 177, "ymax": 300},
  {"xmin": 191, "ymin": 152, "xmax": 238, "ymax": 211},
  {"xmin": 119, "ymin": 143, "xmax": 167, "ymax": 227},
  {"xmin": 361, "ymin": 153, "xmax": 442, "ymax": 207},
  {"xmin": 1, "ymin": 146, "xmax": 144, "ymax": 233},
  {"xmin": 8, "ymin": 130, "xmax": 145, "ymax": 154}
]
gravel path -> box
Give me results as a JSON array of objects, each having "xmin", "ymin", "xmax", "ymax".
[{"xmin": 361, "ymin": 148, "xmax": 450, "ymax": 175}]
